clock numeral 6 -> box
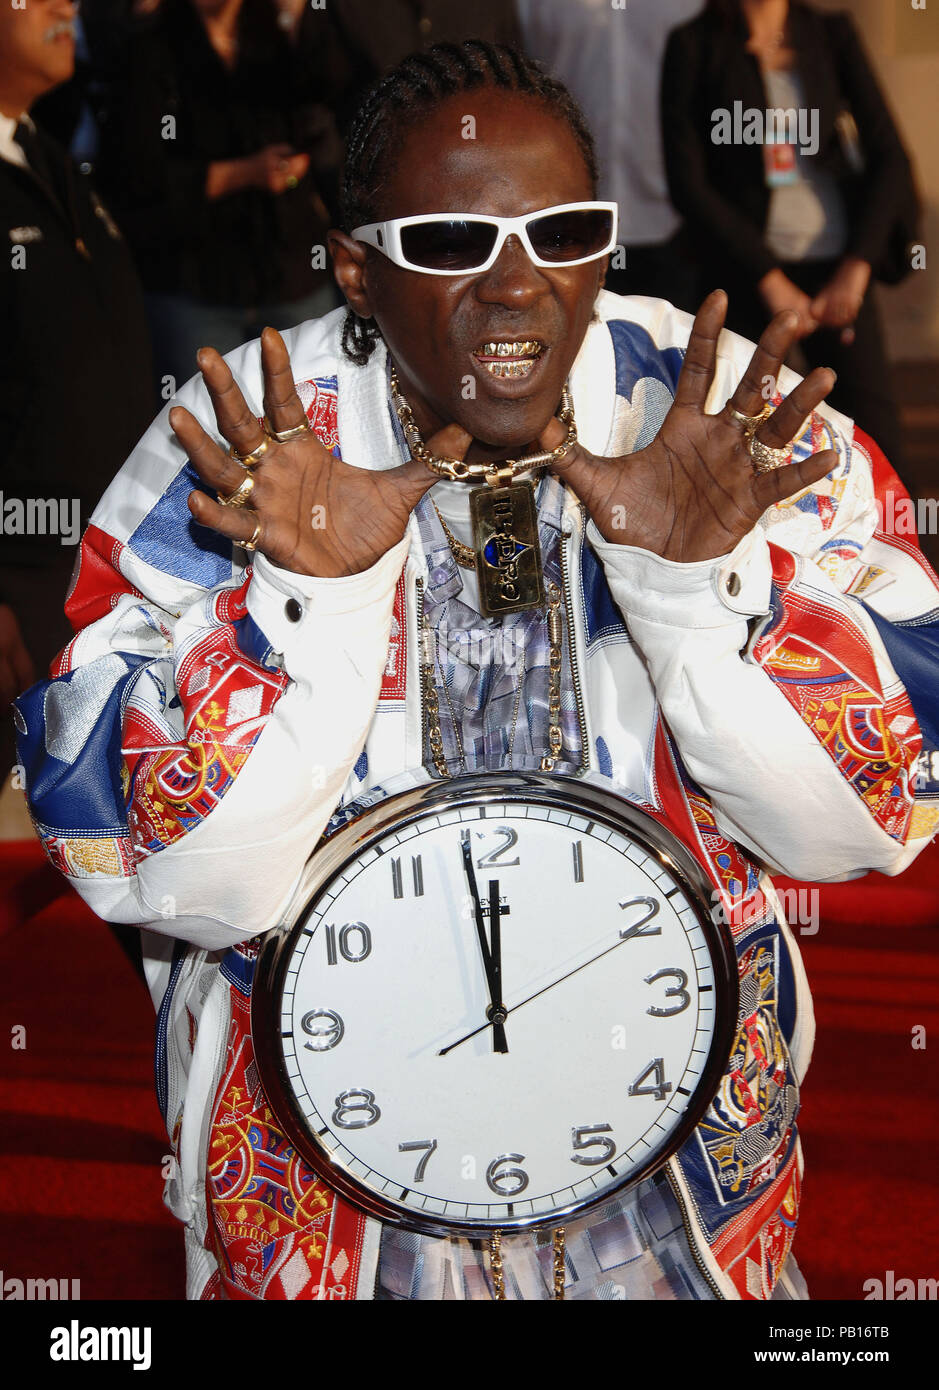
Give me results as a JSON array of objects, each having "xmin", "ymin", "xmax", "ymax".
[
  {"xmin": 645, "ymin": 967, "xmax": 691, "ymax": 1017},
  {"xmin": 325, "ymin": 921, "xmax": 372, "ymax": 965},
  {"xmin": 486, "ymin": 1153, "xmax": 529, "ymax": 1197},
  {"xmin": 627, "ymin": 1058, "xmax": 672, "ymax": 1103},
  {"xmin": 301, "ymin": 1009, "xmax": 345, "ymax": 1051},
  {"xmin": 332, "ymin": 1088, "xmax": 381, "ymax": 1129},
  {"xmin": 570, "ymin": 1124, "xmax": 616, "ymax": 1166}
]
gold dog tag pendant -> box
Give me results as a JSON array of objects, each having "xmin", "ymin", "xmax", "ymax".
[{"xmin": 470, "ymin": 480, "xmax": 545, "ymax": 618}]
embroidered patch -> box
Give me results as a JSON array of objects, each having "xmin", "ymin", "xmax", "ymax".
[
  {"xmin": 206, "ymin": 963, "xmax": 368, "ymax": 1300},
  {"xmin": 380, "ymin": 569, "xmax": 407, "ymax": 702}
]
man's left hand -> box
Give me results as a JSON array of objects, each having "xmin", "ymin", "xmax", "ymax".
[{"xmin": 539, "ymin": 289, "xmax": 839, "ymax": 564}]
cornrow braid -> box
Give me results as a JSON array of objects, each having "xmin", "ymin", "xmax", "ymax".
[{"xmin": 338, "ymin": 40, "xmax": 599, "ymax": 365}]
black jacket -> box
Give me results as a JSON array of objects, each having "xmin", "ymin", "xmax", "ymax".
[
  {"xmin": 661, "ymin": 3, "xmax": 916, "ymax": 283},
  {"xmin": 95, "ymin": 0, "xmax": 337, "ymax": 307},
  {"xmin": 0, "ymin": 129, "xmax": 153, "ymax": 571}
]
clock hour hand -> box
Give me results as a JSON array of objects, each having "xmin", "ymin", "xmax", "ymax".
[{"xmin": 460, "ymin": 837, "xmax": 508, "ymax": 1054}]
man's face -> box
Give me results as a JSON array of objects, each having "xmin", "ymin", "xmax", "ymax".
[
  {"xmin": 354, "ymin": 90, "xmax": 605, "ymax": 454},
  {"xmin": 0, "ymin": 0, "xmax": 76, "ymax": 114}
]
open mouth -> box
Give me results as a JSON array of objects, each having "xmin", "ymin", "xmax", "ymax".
[{"xmin": 472, "ymin": 340, "xmax": 546, "ymax": 379}]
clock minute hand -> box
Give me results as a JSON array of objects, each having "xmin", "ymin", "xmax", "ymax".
[
  {"xmin": 439, "ymin": 928, "xmax": 631, "ymax": 1056},
  {"xmin": 460, "ymin": 838, "xmax": 508, "ymax": 1054}
]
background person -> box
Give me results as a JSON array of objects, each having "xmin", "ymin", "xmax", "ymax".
[
  {"xmin": 0, "ymin": 0, "xmax": 152, "ymax": 779},
  {"xmin": 662, "ymin": 0, "xmax": 918, "ymax": 476},
  {"xmin": 95, "ymin": 0, "xmax": 343, "ymax": 393}
]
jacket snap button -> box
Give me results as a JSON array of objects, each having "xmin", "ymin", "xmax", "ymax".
[
  {"xmin": 726, "ymin": 572, "xmax": 741, "ymax": 597},
  {"xmin": 285, "ymin": 599, "xmax": 303, "ymax": 622}
]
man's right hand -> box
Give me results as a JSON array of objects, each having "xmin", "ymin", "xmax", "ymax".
[
  {"xmin": 0, "ymin": 604, "xmax": 35, "ymax": 710},
  {"xmin": 171, "ymin": 328, "xmax": 469, "ymax": 578}
]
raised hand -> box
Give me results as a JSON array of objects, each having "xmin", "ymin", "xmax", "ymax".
[
  {"xmin": 170, "ymin": 328, "xmax": 469, "ymax": 578},
  {"xmin": 538, "ymin": 290, "xmax": 840, "ymax": 564}
]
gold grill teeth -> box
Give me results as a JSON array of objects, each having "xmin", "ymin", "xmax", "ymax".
[{"xmin": 478, "ymin": 340, "xmax": 543, "ymax": 358}]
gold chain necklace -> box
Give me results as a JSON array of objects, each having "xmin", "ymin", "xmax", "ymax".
[
  {"xmin": 390, "ymin": 365, "xmax": 577, "ymax": 484},
  {"xmin": 489, "ymin": 1227, "xmax": 566, "ymax": 1301},
  {"xmin": 391, "ymin": 365, "xmax": 578, "ymax": 619}
]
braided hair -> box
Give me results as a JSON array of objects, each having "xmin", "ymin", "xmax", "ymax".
[{"xmin": 338, "ymin": 40, "xmax": 599, "ymax": 366}]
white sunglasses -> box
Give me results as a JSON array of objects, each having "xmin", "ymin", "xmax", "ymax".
[{"xmin": 351, "ymin": 201, "xmax": 618, "ymax": 276}]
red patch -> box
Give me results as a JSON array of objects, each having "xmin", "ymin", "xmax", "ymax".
[
  {"xmin": 380, "ymin": 568, "xmax": 407, "ymax": 702},
  {"xmin": 64, "ymin": 525, "xmax": 143, "ymax": 633}
]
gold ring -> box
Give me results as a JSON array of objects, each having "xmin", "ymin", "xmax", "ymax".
[
  {"xmin": 748, "ymin": 435, "xmax": 792, "ymax": 473},
  {"xmin": 219, "ymin": 472, "xmax": 255, "ymax": 508},
  {"xmin": 241, "ymin": 518, "xmax": 262, "ymax": 552},
  {"xmin": 264, "ymin": 415, "xmax": 311, "ymax": 443},
  {"xmin": 229, "ymin": 437, "xmax": 270, "ymax": 468},
  {"xmin": 726, "ymin": 401, "xmax": 773, "ymax": 433}
]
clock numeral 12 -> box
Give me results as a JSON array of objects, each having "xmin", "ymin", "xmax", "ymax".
[{"xmin": 470, "ymin": 824, "xmax": 521, "ymax": 870}]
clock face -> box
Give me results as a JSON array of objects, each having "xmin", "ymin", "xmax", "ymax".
[{"xmin": 253, "ymin": 774, "xmax": 737, "ymax": 1236}]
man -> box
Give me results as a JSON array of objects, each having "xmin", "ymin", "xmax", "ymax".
[
  {"xmin": 0, "ymin": 0, "xmax": 153, "ymax": 778},
  {"xmin": 15, "ymin": 42, "xmax": 939, "ymax": 1299}
]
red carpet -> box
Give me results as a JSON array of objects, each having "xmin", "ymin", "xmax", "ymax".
[{"xmin": 1, "ymin": 838, "xmax": 937, "ymax": 1300}]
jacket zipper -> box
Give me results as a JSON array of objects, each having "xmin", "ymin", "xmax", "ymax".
[
  {"xmin": 559, "ymin": 521, "xmax": 590, "ymax": 770},
  {"xmin": 664, "ymin": 1163, "xmax": 726, "ymax": 1299},
  {"xmin": 416, "ymin": 575, "xmax": 427, "ymax": 768}
]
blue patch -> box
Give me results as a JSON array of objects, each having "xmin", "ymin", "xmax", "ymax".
[
  {"xmin": 15, "ymin": 656, "xmax": 151, "ymax": 835},
  {"xmin": 595, "ymin": 735, "xmax": 613, "ymax": 778},
  {"xmin": 581, "ymin": 541, "xmax": 628, "ymax": 647},
  {"xmin": 862, "ymin": 604, "xmax": 939, "ymax": 750},
  {"xmin": 233, "ymin": 611, "xmax": 278, "ymax": 673},
  {"xmin": 608, "ymin": 319, "xmax": 684, "ymax": 403},
  {"xmin": 129, "ymin": 461, "xmax": 233, "ymax": 587},
  {"xmin": 353, "ymin": 750, "xmax": 368, "ymax": 781},
  {"xmin": 220, "ymin": 946, "xmax": 257, "ymax": 997}
]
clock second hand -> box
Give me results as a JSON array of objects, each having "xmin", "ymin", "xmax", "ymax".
[{"xmin": 439, "ymin": 927, "xmax": 632, "ymax": 1057}]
